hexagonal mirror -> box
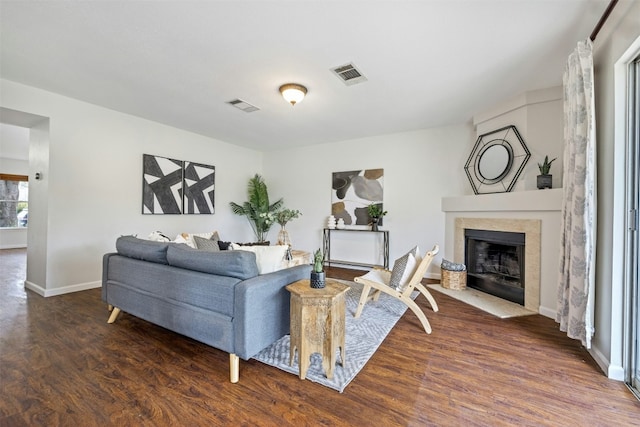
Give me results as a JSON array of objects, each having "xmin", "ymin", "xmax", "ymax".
[{"xmin": 464, "ymin": 125, "xmax": 530, "ymax": 194}]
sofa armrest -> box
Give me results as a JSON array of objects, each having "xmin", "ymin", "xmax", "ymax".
[
  {"xmin": 102, "ymin": 252, "xmax": 119, "ymax": 303},
  {"xmin": 233, "ymin": 264, "xmax": 310, "ymax": 359}
]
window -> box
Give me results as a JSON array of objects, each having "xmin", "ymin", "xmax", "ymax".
[{"xmin": 0, "ymin": 174, "xmax": 28, "ymax": 228}]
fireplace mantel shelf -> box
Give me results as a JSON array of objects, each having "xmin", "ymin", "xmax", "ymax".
[{"xmin": 442, "ymin": 188, "xmax": 562, "ymax": 213}]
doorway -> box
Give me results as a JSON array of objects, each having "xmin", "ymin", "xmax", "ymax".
[{"xmin": 0, "ymin": 107, "xmax": 49, "ymax": 292}]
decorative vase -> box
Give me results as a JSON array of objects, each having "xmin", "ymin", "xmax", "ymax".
[
  {"xmin": 336, "ymin": 218, "xmax": 345, "ymax": 229},
  {"xmin": 371, "ymin": 218, "xmax": 379, "ymax": 231},
  {"xmin": 310, "ymin": 271, "xmax": 326, "ymax": 289},
  {"xmin": 277, "ymin": 225, "xmax": 291, "ymax": 247},
  {"xmin": 537, "ymin": 174, "xmax": 552, "ymax": 189},
  {"xmin": 327, "ymin": 215, "xmax": 337, "ymax": 229}
]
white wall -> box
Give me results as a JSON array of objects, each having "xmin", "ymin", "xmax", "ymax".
[
  {"xmin": 263, "ymin": 125, "xmax": 474, "ymax": 277},
  {"xmin": 473, "ymin": 86, "xmax": 564, "ymax": 192},
  {"xmin": 440, "ymin": 87, "xmax": 564, "ymax": 318},
  {"xmin": 590, "ymin": 0, "xmax": 640, "ymax": 380},
  {"xmin": 1, "ymin": 79, "xmax": 264, "ymax": 295}
]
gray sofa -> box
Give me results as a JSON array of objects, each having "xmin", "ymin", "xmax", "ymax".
[{"xmin": 102, "ymin": 236, "xmax": 310, "ymax": 382}]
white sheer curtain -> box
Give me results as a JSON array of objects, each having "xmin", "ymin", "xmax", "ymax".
[{"xmin": 557, "ymin": 39, "xmax": 597, "ymax": 348}]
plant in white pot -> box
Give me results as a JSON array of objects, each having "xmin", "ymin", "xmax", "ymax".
[
  {"xmin": 537, "ymin": 155, "xmax": 557, "ymax": 189},
  {"xmin": 310, "ymin": 249, "xmax": 325, "ymax": 289},
  {"xmin": 367, "ymin": 203, "xmax": 387, "ymax": 231},
  {"xmin": 229, "ymin": 174, "xmax": 283, "ymax": 243}
]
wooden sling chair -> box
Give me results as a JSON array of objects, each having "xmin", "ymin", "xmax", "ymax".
[{"xmin": 353, "ymin": 244, "xmax": 440, "ymax": 334}]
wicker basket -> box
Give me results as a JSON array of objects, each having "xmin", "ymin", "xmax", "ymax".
[{"xmin": 441, "ymin": 269, "xmax": 467, "ymax": 290}]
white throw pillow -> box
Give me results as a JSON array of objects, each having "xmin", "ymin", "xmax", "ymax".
[
  {"xmin": 388, "ymin": 246, "xmax": 420, "ymax": 291},
  {"xmin": 232, "ymin": 244, "xmax": 289, "ymax": 274}
]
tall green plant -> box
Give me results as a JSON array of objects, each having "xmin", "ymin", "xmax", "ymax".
[{"xmin": 229, "ymin": 174, "xmax": 283, "ymax": 242}]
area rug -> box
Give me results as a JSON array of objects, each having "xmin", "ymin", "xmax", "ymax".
[
  {"xmin": 252, "ymin": 279, "xmax": 416, "ymax": 393},
  {"xmin": 427, "ymin": 284, "xmax": 536, "ymax": 319}
]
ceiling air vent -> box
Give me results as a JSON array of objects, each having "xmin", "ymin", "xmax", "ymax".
[
  {"xmin": 331, "ymin": 62, "xmax": 367, "ymax": 86},
  {"xmin": 226, "ymin": 99, "xmax": 260, "ymax": 113}
]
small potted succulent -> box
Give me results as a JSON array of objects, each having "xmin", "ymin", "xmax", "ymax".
[
  {"xmin": 537, "ymin": 155, "xmax": 557, "ymax": 189},
  {"xmin": 367, "ymin": 203, "xmax": 388, "ymax": 231},
  {"xmin": 310, "ymin": 249, "xmax": 325, "ymax": 289}
]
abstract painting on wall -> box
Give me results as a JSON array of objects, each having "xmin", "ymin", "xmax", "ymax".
[
  {"xmin": 142, "ymin": 154, "xmax": 184, "ymax": 214},
  {"xmin": 331, "ymin": 168, "xmax": 384, "ymax": 226},
  {"xmin": 183, "ymin": 161, "xmax": 215, "ymax": 214}
]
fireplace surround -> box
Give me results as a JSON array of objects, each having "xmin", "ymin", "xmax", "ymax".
[
  {"xmin": 454, "ymin": 217, "xmax": 541, "ymax": 312},
  {"xmin": 465, "ymin": 229, "xmax": 526, "ymax": 305}
]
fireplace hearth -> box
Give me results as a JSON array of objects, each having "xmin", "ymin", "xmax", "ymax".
[{"xmin": 465, "ymin": 229, "xmax": 525, "ymax": 305}]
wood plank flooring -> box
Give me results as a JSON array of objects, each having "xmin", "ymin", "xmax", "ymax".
[{"xmin": 1, "ymin": 248, "xmax": 638, "ymax": 426}]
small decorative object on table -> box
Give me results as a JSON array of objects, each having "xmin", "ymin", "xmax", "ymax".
[
  {"xmin": 536, "ymin": 155, "xmax": 556, "ymax": 190},
  {"xmin": 367, "ymin": 203, "xmax": 387, "ymax": 231},
  {"xmin": 327, "ymin": 215, "xmax": 337, "ymax": 229},
  {"xmin": 440, "ymin": 259, "xmax": 467, "ymax": 290},
  {"xmin": 310, "ymin": 249, "xmax": 326, "ymax": 289},
  {"xmin": 275, "ymin": 208, "xmax": 302, "ymax": 247},
  {"xmin": 336, "ymin": 218, "xmax": 345, "ymax": 229}
]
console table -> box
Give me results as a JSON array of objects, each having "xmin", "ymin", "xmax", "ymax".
[{"xmin": 322, "ymin": 228, "xmax": 389, "ymax": 269}]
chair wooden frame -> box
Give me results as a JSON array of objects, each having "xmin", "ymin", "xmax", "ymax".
[{"xmin": 353, "ymin": 245, "xmax": 440, "ymax": 334}]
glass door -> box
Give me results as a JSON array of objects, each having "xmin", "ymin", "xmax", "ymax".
[{"xmin": 627, "ymin": 56, "xmax": 640, "ymax": 398}]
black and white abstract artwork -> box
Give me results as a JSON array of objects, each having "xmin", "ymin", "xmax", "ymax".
[
  {"xmin": 331, "ymin": 168, "xmax": 384, "ymax": 226},
  {"xmin": 142, "ymin": 154, "xmax": 183, "ymax": 214},
  {"xmin": 183, "ymin": 161, "xmax": 215, "ymax": 214}
]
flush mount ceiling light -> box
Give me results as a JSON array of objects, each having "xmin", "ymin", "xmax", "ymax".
[{"xmin": 279, "ymin": 83, "xmax": 307, "ymax": 106}]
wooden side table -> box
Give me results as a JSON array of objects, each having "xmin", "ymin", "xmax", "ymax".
[{"xmin": 287, "ymin": 279, "xmax": 349, "ymax": 380}]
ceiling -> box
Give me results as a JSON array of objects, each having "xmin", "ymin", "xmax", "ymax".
[{"xmin": 0, "ymin": 1, "xmax": 610, "ymax": 152}]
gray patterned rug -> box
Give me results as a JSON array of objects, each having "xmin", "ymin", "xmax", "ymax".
[{"xmin": 252, "ymin": 279, "xmax": 416, "ymax": 392}]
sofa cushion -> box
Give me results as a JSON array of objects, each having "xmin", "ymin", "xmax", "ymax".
[
  {"xmin": 194, "ymin": 235, "xmax": 220, "ymax": 252},
  {"xmin": 174, "ymin": 231, "xmax": 220, "ymax": 248},
  {"xmin": 218, "ymin": 240, "xmax": 232, "ymax": 250},
  {"xmin": 389, "ymin": 245, "xmax": 420, "ymax": 291},
  {"xmin": 116, "ymin": 235, "xmax": 169, "ymax": 264},
  {"xmin": 166, "ymin": 244, "xmax": 259, "ymax": 280},
  {"xmin": 231, "ymin": 244, "xmax": 289, "ymax": 274}
]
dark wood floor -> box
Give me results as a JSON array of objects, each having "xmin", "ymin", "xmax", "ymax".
[{"xmin": 1, "ymin": 248, "xmax": 638, "ymax": 426}]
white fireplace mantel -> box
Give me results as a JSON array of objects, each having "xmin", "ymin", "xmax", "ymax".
[
  {"xmin": 441, "ymin": 188, "xmax": 563, "ymax": 318},
  {"xmin": 442, "ymin": 188, "xmax": 563, "ymax": 213}
]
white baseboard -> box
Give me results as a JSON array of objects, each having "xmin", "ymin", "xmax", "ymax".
[
  {"xmin": 538, "ymin": 305, "xmax": 556, "ymax": 319},
  {"xmin": 24, "ymin": 280, "xmax": 101, "ymax": 297},
  {"xmin": 587, "ymin": 345, "xmax": 625, "ymax": 381},
  {"xmin": 607, "ymin": 363, "xmax": 625, "ymax": 381},
  {"xmin": 583, "ymin": 343, "xmax": 626, "ymax": 381},
  {"xmin": 0, "ymin": 244, "xmax": 27, "ymax": 250},
  {"xmin": 589, "ymin": 347, "xmax": 609, "ymax": 375},
  {"xmin": 426, "ymin": 272, "xmax": 441, "ymax": 280}
]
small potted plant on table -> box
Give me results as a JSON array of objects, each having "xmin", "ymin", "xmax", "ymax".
[
  {"xmin": 310, "ymin": 249, "xmax": 325, "ymax": 289},
  {"xmin": 367, "ymin": 203, "xmax": 388, "ymax": 231}
]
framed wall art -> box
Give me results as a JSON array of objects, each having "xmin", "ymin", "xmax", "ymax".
[
  {"xmin": 183, "ymin": 161, "xmax": 215, "ymax": 214},
  {"xmin": 142, "ymin": 154, "xmax": 183, "ymax": 214},
  {"xmin": 331, "ymin": 168, "xmax": 384, "ymax": 226}
]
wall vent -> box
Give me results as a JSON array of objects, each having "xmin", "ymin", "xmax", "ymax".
[
  {"xmin": 226, "ymin": 99, "xmax": 260, "ymax": 113},
  {"xmin": 331, "ymin": 62, "xmax": 368, "ymax": 86}
]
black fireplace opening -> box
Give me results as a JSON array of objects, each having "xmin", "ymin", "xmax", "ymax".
[{"xmin": 464, "ymin": 229, "xmax": 525, "ymax": 305}]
